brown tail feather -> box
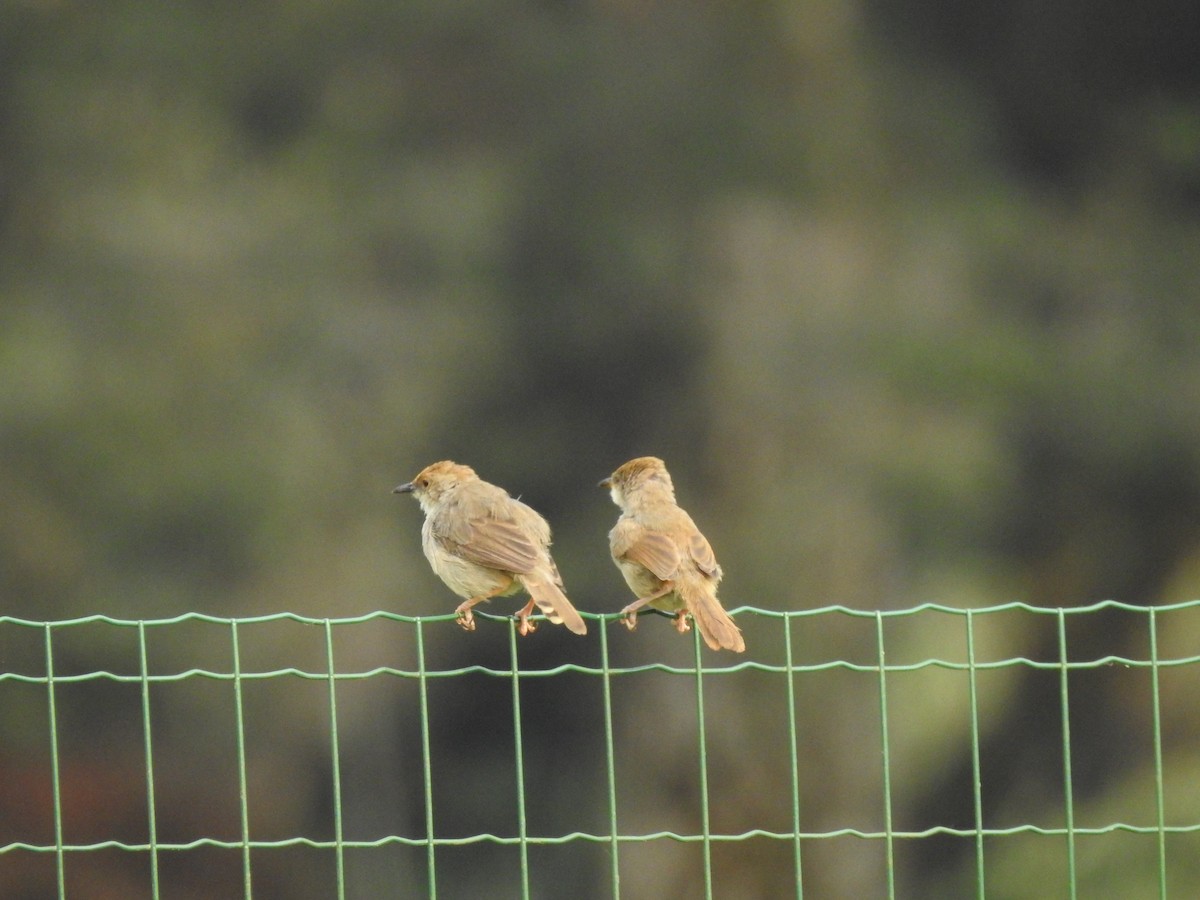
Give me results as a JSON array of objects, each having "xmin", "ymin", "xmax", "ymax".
[
  {"xmin": 682, "ymin": 582, "xmax": 745, "ymax": 652},
  {"xmin": 524, "ymin": 572, "xmax": 587, "ymax": 635}
]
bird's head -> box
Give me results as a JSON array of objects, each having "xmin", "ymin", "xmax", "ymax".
[
  {"xmin": 393, "ymin": 460, "xmax": 478, "ymax": 511},
  {"xmin": 598, "ymin": 456, "xmax": 675, "ymax": 510}
]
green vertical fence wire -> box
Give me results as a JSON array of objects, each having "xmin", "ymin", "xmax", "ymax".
[
  {"xmin": 43, "ymin": 624, "xmax": 65, "ymax": 899},
  {"xmin": 137, "ymin": 622, "xmax": 161, "ymax": 900},
  {"xmin": 964, "ymin": 609, "xmax": 985, "ymax": 900},
  {"xmin": 230, "ymin": 620, "xmax": 253, "ymax": 898},
  {"xmin": 875, "ymin": 612, "xmax": 896, "ymax": 900},
  {"xmin": 1056, "ymin": 609, "xmax": 1077, "ymax": 900},
  {"xmin": 599, "ymin": 618, "xmax": 621, "ymax": 898},
  {"xmin": 323, "ymin": 620, "xmax": 347, "ymax": 900},
  {"xmin": 4, "ymin": 601, "xmax": 1200, "ymax": 899},
  {"xmin": 1148, "ymin": 609, "xmax": 1167, "ymax": 900},
  {"xmin": 692, "ymin": 626, "xmax": 715, "ymax": 900},
  {"xmin": 509, "ymin": 623, "xmax": 531, "ymax": 899},
  {"xmin": 416, "ymin": 618, "xmax": 438, "ymax": 899},
  {"xmin": 783, "ymin": 614, "xmax": 803, "ymax": 899}
]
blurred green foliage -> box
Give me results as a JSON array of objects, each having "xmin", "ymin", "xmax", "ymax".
[{"xmin": 2, "ymin": 0, "xmax": 1200, "ymax": 896}]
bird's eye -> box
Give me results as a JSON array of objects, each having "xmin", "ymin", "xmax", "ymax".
[{"xmin": 419, "ymin": 478, "xmax": 429, "ymax": 488}]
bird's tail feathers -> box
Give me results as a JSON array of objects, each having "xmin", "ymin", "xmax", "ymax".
[
  {"xmin": 524, "ymin": 572, "xmax": 588, "ymax": 635},
  {"xmin": 681, "ymin": 581, "xmax": 745, "ymax": 652}
]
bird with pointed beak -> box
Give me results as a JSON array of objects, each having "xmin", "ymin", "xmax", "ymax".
[
  {"xmin": 600, "ymin": 457, "xmax": 744, "ymax": 652},
  {"xmin": 394, "ymin": 461, "xmax": 586, "ymax": 636}
]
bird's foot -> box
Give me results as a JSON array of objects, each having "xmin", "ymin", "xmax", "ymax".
[
  {"xmin": 673, "ymin": 612, "xmax": 692, "ymax": 634},
  {"xmin": 620, "ymin": 609, "xmax": 640, "ymax": 632},
  {"xmin": 516, "ymin": 613, "xmax": 537, "ymax": 636},
  {"xmin": 455, "ymin": 608, "xmax": 477, "ymax": 632}
]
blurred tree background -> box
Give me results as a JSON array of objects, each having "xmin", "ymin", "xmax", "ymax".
[{"xmin": 2, "ymin": 0, "xmax": 1200, "ymax": 897}]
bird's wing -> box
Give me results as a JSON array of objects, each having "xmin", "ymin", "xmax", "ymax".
[
  {"xmin": 431, "ymin": 489, "xmax": 545, "ymax": 575},
  {"xmin": 612, "ymin": 520, "xmax": 681, "ymax": 580},
  {"xmin": 687, "ymin": 529, "xmax": 720, "ymax": 577},
  {"xmin": 440, "ymin": 515, "xmax": 542, "ymax": 574}
]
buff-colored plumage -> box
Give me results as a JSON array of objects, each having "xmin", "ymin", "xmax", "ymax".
[
  {"xmin": 394, "ymin": 461, "xmax": 586, "ymax": 636},
  {"xmin": 600, "ymin": 457, "xmax": 744, "ymax": 652}
]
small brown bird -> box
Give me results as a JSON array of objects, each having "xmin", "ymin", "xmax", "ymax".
[
  {"xmin": 394, "ymin": 461, "xmax": 586, "ymax": 636},
  {"xmin": 600, "ymin": 457, "xmax": 745, "ymax": 652}
]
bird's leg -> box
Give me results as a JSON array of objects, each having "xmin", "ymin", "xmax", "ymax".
[
  {"xmin": 673, "ymin": 611, "xmax": 692, "ymax": 634},
  {"xmin": 453, "ymin": 598, "xmax": 483, "ymax": 631},
  {"xmin": 514, "ymin": 597, "xmax": 538, "ymax": 636},
  {"xmin": 620, "ymin": 581, "xmax": 676, "ymax": 631},
  {"xmin": 454, "ymin": 582, "xmax": 512, "ymax": 631}
]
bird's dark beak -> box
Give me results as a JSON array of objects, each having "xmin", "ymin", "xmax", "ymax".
[
  {"xmin": 598, "ymin": 477, "xmax": 612, "ymax": 489},
  {"xmin": 393, "ymin": 482, "xmax": 416, "ymax": 494}
]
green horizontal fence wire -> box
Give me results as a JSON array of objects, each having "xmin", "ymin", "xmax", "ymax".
[
  {"xmin": 6, "ymin": 820, "xmax": 1200, "ymax": 854},
  {"xmin": 4, "ymin": 600, "xmax": 1200, "ymax": 898}
]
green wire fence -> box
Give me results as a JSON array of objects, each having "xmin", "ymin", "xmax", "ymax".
[{"xmin": 3, "ymin": 600, "xmax": 1200, "ymax": 898}]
